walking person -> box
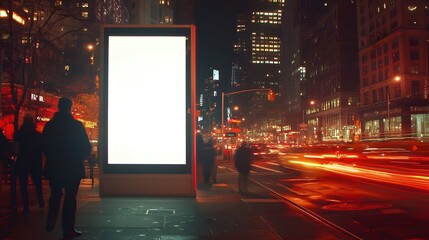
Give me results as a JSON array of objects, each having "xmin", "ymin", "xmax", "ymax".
[
  {"xmin": 1, "ymin": 129, "xmax": 9, "ymax": 185},
  {"xmin": 14, "ymin": 114, "xmax": 44, "ymax": 214},
  {"xmin": 234, "ymin": 141, "xmax": 253, "ymax": 193},
  {"xmin": 42, "ymin": 97, "xmax": 91, "ymax": 239},
  {"xmin": 202, "ymin": 138, "xmax": 216, "ymax": 184}
]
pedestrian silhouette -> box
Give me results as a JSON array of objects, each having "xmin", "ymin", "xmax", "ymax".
[
  {"xmin": 208, "ymin": 138, "xmax": 218, "ymax": 183},
  {"xmin": 202, "ymin": 138, "xmax": 216, "ymax": 184},
  {"xmin": 14, "ymin": 114, "xmax": 44, "ymax": 214},
  {"xmin": 196, "ymin": 133, "xmax": 205, "ymax": 163},
  {"xmin": 42, "ymin": 97, "xmax": 91, "ymax": 239},
  {"xmin": 234, "ymin": 141, "xmax": 253, "ymax": 193},
  {"xmin": 1, "ymin": 128, "xmax": 9, "ymax": 184}
]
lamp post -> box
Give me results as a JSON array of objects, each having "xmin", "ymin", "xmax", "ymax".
[{"xmin": 387, "ymin": 76, "xmax": 401, "ymax": 134}]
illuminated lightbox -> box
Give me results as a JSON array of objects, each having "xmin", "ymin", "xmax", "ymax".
[{"xmin": 102, "ymin": 26, "xmax": 193, "ymax": 174}]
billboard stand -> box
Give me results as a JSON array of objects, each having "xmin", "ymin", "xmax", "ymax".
[{"xmin": 99, "ymin": 25, "xmax": 196, "ymax": 196}]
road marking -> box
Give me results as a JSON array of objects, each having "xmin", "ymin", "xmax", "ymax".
[
  {"xmin": 242, "ymin": 198, "xmax": 280, "ymax": 203},
  {"xmin": 267, "ymin": 161, "xmax": 280, "ymax": 166},
  {"xmin": 251, "ymin": 164, "xmax": 283, "ymax": 173}
]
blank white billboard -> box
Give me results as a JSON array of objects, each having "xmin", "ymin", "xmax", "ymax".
[{"xmin": 107, "ymin": 36, "xmax": 187, "ymax": 165}]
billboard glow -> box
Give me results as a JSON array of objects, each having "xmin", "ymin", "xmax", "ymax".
[{"xmin": 102, "ymin": 26, "xmax": 193, "ymax": 174}]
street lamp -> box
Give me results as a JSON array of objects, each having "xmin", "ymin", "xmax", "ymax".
[
  {"xmin": 387, "ymin": 76, "xmax": 401, "ymax": 134},
  {"xmin": 86, "ymin": 43, "xmax": 95, "ymax": 65}
]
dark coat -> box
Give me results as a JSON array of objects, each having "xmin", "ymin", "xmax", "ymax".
[
  {"xmin": 14, "ymin": 128, "xmax": 43, "ymax": 175},
  {"xmin": 0, "ymin": 130, "xmax": 7, "ymax": 158},
  {"xmin": 42, "ymin": 111, "xmax": 91, "ymax": 182},
  {"xmin": 202, "ymin": 144, "xmax": 216, "ymax": 165},
  {"xmin": 234, "ymin": 145, "xmax": 253, "ymax": 173}
]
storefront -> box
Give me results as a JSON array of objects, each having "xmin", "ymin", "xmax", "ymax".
[{"xmin": 1, "ymin": 84, "xmax": 97, "ymax": 140}]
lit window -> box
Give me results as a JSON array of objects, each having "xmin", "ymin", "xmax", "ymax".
[
  {"xmin": 21, "ymin": 37, "xmax": 30, "ymax": 44},
  {"xmin": 82, "ymin": 12, "xmax": 88, "ymax": 18},
  {"xmin": 82, "ymin": 3, "xmax": 89, "ymax": 8},
  {"xmin": 64, "ymin": 65, "xmax": 70, "ymax": 71}
]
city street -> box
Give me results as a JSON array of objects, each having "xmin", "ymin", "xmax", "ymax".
[
  {"xmin": 2, "ymin": 150, "xmax": 429, "ymax": 240},
  {"xmin": 238, "ymin": 148, "xmax": 429, "ymax": 240}
]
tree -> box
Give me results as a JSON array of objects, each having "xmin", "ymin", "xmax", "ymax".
[{"xmin": 1, "ymin": 0, "xmax": 97, "ymax": 132}]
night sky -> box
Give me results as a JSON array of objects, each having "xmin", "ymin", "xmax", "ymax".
[{"xmin": 194, "ymin": 0, "xmax": 243, "ymax": 93}]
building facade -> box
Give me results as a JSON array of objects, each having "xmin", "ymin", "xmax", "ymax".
[
  {"xmin": 231, "ymin": 0, "xmax": 284, "ymax": 139},
  {"xmin": 198, "ymin": 68, "xmax": 221, "ymax": 135},
  {"xmin": 128, "ymin": 0, "xmax": 173, "ymax": 25},
  {"xmin": 356, "ymin": 0, "xmax": 429, "ymax": 140},
  {"xmin": 280, "ymin": 0, "xmax": 325, "ymax": 141},
  {"xmin": 304, "ymin": 0, "xmax": 360, "ymax": 142}
]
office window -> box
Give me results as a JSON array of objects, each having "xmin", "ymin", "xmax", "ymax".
[
  {"xmin": 392, "ymin": 39, "xmax": 399, "ymax": 49},
  {"xmin": 392, "ymin": 51, "xmax": 399, "ymax": 62},
  {"xmin": 364, "ymin": 91, "xmax": 369, "ymax": 105},
  {"xmin": 411, "ymin": 64, "xmax": 420, "ymax": 74},
  {"xmin": 409, "ymin": 37, "xmax": 419, "ymax": 46},
  {"xmin": 410, "ymin": 50, "xmax": 419, "ymax": 61},
  {"xmin": 372, "ymin": 89, "xmax": 378, "ymax": 103},
  {"xmin": 362, "ymin": 54, "xmax": 368, "ymax": 63},
  {"xmin": 394, "ymin": 65, "xmax": 400, "ymax": 74},
  {"xmin": 411, "ymin": 80, "xmax": 420, "ymax": 96},
  {"xmin": 379, "ymin": 87, "xmax": 385, "ymax": 101},
  {"xmin": 383, "ymin": 43, "xmax": 388, "ymax": 53},
  {"xmin": 363, "ymin": 76, "xmax": 368, "ymax": 86},
  {"xmin": 378, "ymin": 71, "xmax": 383, "ymax": 82}
]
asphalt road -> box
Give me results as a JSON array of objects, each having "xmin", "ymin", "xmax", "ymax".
[{"xmin": 224, "ymin": 154, "xmax": 429, "ymax": 240}]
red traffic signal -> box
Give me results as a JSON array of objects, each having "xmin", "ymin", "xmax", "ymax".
[{"xmin": 267, "ymin": 90, "xmax": 275, "ymax": 102}]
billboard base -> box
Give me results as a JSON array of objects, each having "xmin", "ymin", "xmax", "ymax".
[{"xmin": 99, "ymin": 173, "xmax": 195, "ymax": 197}]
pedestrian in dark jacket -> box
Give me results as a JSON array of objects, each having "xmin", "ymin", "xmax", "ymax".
[
  {"xmin": 0, "ymin": 129, "xmax": 7, "ymax": 158},
  {"xmin": 42, "ymin": 97, "xmax": 91, "ymax": 239},
  {"xmin": 14, "ymin": 114, "xmax": 44, "ymax": 214},
  {"xmin": 234, "ymin": 141, "xmax": 253, "ymax": 193},
  {"xmin": 1, "ymin": 129, "xmax": 9, "ymax": 185},
  {"xmin": 202, "ymin": 138, "xmax": 216, "ymax": 184}
]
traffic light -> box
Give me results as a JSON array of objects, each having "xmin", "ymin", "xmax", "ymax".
[{"xmin": 267, "ymin": 90, "xmax": 275, "ymax": 102}]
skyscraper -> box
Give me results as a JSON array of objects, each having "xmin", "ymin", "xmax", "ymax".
[
  {"xmin": 232, "ymin": 0, "xmax": 284, "ymax": 135},
  {"xmin": 282, "ymin": 0, "xmax": 360, "ymax": 142},
  {"xmin": 280, "ymin": 0, "xmax": 325, "ymax": 135}
]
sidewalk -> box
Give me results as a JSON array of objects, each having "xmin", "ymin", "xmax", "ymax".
[{"xmin": 0, "ymin": 166, "xmax": 340, "ymax": 240}]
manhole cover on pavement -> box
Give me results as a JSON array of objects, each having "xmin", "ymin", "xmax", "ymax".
[
  {"xmin": 322, "ymin": 202, "xmax": 392, "ymax": 211},
  {"xmin": 146, "ymin": 209, "xmax": 176, "ymax": 215}
]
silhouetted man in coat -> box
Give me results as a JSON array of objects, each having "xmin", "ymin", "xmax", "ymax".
[
  {"xmin": 42, "ymin": 97, "xmax": 91, "ymax": 239},
  {"xmin": 234, "ymin": 141, "xmax": 253, "ymax": 193}
]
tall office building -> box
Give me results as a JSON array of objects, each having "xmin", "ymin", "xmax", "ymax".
[
  {"xmin": 231, "ymin": 0, "xmax": 284, "ymax": 135},
  {"xmin": 280, "ymin": 0, "xmax": 325, "ymax": 135},
  {"xmin": 357, "ymin": 0, "xmax": 429, "ymax": 139},
  {"xmin": 303, "ymin": 0, "xmax": 360, "ymax": 142},
  {"xmin": 199, "ymin": 68, "xmax": 221, "ymax": 134}
]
